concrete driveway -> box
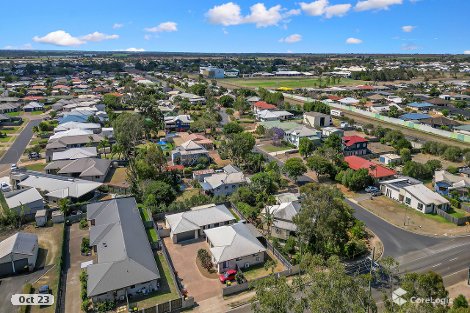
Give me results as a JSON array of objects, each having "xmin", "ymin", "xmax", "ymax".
[
  {"xmin": 164, "ymin": 237, "xmax": 223, "ymax": 302},
  {"xmin": 63, "ymin": 223, "xmax": 93, "ymax": 313}
]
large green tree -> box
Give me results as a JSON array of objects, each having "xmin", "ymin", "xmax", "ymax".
[
  {"xmin": 113, "ymin": 113, "xmax": 144, "ymax": 159},
  {"xmin": 282, "ymin": 158, "xmax": 307, "ymax": 182}
]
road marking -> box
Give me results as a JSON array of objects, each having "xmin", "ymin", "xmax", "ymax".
[
  {"xmin": 448, "ymin": 257, "xmax": 458, "ymax": 262},
  {"xmin": 432, "ymin": 263, "xmax": 442, "ymax": 268},
  {"xmin": 443, "ymin": 268, "xmax": 467, "ymax": 278}
]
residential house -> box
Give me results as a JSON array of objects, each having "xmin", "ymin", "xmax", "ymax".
[
  {"xmin": 420, "ymin": 117, "xmax": 461, "ymax": 130},
  {"xmin": 303, "ymin": 112, "xmax": 332, "ymax": 128},
  {"xmin": 164, "ymin": 115, "xmax": 192, "ymax": 132},
  {"xmin": 399, "ymin": 113, "xmax": 432, "ymax": 122},
  {"xmin": 23, "ymin": 102, "xmax": 44, "ymax": 112},
  {"xmin": 407, "ymin": 102, "xmax": 434, "ymax": 112},
  {"xmin": 54, "ymin": 122, "xmax": 102, "ymax": 134},
  {"xmin": 165, "ymin": 204, "xmax": 236, "ymax": 243},
  {"xmin": 434, "ymin": 170, "xmax": 470, "ymax": 201},
  {"xmin": 262, "ymin": 198, "xmax": 300, "ymax": 240},
  {"xmin": 0, "ymin": 232, "xmax": 38, "ymax": 276},
  {"xmin": 10, "ymin": 171, "xmax": 102, "ymax": 203},
  {"xmin": 322, "ymin": 127, "xmax": 344, "ymax": 138},
  {"xmin": 344, "ymin": 156, "xmax": 397, "ymax": 180},
  {"xmin": 171, "ymin": 140, "xmax": 210, "ymax": 166},
  {"xmin": 45, "ymin": 158, "xmax": 112, "ymax": 182},
  {"xmin": 0, "ymin": 102, "xmax": 21, "ymax": 114},
  {"xmin": 256, "ymin": 110, "xmax": 293, "ymax": 122},
  {"xmin": 200, "ymin": 165, "xmax": 249, "ymax": 196},
  {"xmin": 253, "ymin": 101, "xmax": 276, "ymax": 115},
  {"xmin": 380, "ymin": 177, "xmax": 449, "ymax": 213},
  {"xmin": 342, "ymin": 136, "xmax": 369, "ymax": 156},
  {"xmin": 86, "ymin": 197, "xmax": 160, "ymax": 302},
  {"xmin": 3, "ymin": 187, "xmax": 44, "ymax": 216},
  {"xmin": 379, "ymin": 154, "xmax": 402, "ymax": 166},
  {"xmin": 52, "ymin": 147, "xmax": 98, "ymax": 161},
  {"xmin": 284, "ymin": 126, "xmax": 321, "ymax": 147},
  {"xmin": 204, "ymin": 222, "xmax": 266, "ymax": 273},
  {"xmin": 45, "ymin": 134, "xmax": 103, "ymax": 161}
]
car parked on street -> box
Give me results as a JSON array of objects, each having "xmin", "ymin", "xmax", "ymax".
[{"xmin": 219, "ymin": 269, "xmax": 237, "ymax": 283}]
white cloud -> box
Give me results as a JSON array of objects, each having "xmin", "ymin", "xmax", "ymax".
[
  {"xmin": 113, "ymin": 23, "xmax": 123, "ymax": 29},
  {"xmin": 464, "ymin": 50, "xmax": 470, "ymax": 55},
  {"xmin": 33, "ymin": 30, "xmax": 85, "ymax": 46},
  {"xmin": 125, "ymin": 48, "xmax": 145, "ymax": 52},
  {"xmin": 206, "ymin": 2, "xmax": 298, "ymax": 28},
  {"xmin": 324, "ymin": 4, "xmax": 352, "ymax": 18},
  {"xmin": 300, "ymin": 0, "xmax": 328, "ymax": 16},
  {"xmin": 401, "ymin": 25, "xmax": 415, "ymax": 32},
  {"xmin": 144, "ymin": 34, "xmax": 152, "ymax": 40},
  {"xmin": 222, "ymin": 28, "xmax": 229, "ymax": 35},
  {"xmin": 145, "ymin": 21, "xmax": 178, "ymax": 33},
  {"xmin": 206, "ymin": 2, "xmax": 243, "ymax": 26},
  {"xmin": 279, "ymin": 34, "xmax": 302, "ymax": 43},
  {"xmin": 3, "ymin": 43, "xmax": 32, "ymax": 50},
  {"xmin": 300, "ymin": 0, "xmax": 351, "ymax": 18},
  {"xmin": 80, "ymin": 32, "xmax": 119, "ymax": 42},
  {"xmin": 402, "ymin": 43, "xmax": 418, "ymax": 50},
  {"xmin": 346, "ymin": 37, "xmax": 363, "ymax": 44},
  {"xmin": 355, "ymin": 0, "xmax": 403, "ymax": 11}
]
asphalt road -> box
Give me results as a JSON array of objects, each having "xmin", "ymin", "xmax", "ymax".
[{"xmin": 0, "ymin": 119, "xmax": 42, "ymax": 165}]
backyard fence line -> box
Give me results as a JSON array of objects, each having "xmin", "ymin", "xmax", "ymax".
[{"xmin": 436, "ymin": 208, "xmax": 470, "ymax": 226}]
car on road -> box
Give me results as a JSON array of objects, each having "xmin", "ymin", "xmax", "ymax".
[
  {"xmin": 219, "ymin": 269, "xmax": 237, "ymax": 283},
  {"xmin": 365, "ymin": 186, "xmax": 379, "ymax": 193}
]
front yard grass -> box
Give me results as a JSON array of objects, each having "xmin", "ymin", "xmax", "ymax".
[
  {"xmin": 176, "ymin": 188, "xmax": 200, "ymax": 202},
  {"xmin": 24, "ymin": 162, "xmax": 47, "ymax": 172},
  {"xmin": 261, "ymin": 143, "xmax": 293, "ymax": 153},
  {"xmin": 130, "ymin": 252, "xmax": 179, "ymax": 309},
  {"xmin": 147, "ymin": 228, "xmax": 159, "ymax": 243},
  {"xmin": 242, "ymin": 252, "xmax": 285, "ymax": 281},
  {"xmin": 6, "ymin": 111, "xmax": 22, "ymax": 117}
]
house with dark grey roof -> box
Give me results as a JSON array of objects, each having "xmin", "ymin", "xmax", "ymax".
[
  {"xmin": 0, "ymin": 232, "xmax": 38, "ymax": 277},
  {"xmin": 86, "ymin": 197, "xmax": 160, "ymax": 302},
  {"xmin": 45, "ymin": 158, "xmax": 112, "ymax": 182},
  {"xmin": 45, "ymin": 134, "xmax": 103, "ymax": 161}
]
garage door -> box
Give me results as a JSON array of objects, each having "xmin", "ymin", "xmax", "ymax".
[
  {"xmin": 177, "ymin": 231, "xmax": 195, "ymax": 242},
  {"xmin": 0, "ymin": 262, "xmax": 14, "ymax": 277}
]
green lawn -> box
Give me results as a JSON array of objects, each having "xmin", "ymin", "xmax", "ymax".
[
  {"xmin": 176, "ymin": 188, "xmax": 200, "ymax": 201},
  {"xmin": 147, "ymin": 228, "xmax": 159, "ymax": 243},
  {"xmin": 25, "ymin": 163, "xmax": 47, "ymax": 172},
  {"xmin": 0, "ymin": 192, "xmax": 9, "ymax": 216},
  {"xmin": 224, "ymin": 77, "xmax": 364, "ymax": 89},
  {"xmin": 2, "ymin": 127, "xmax": 19, "ymax": 134},
  {"xmin": 228, "ymin": 207, "xmax": 240, "ymax": 221},
  {"xmin": 6, "ymin": 111, "xmax": 21, "ymax": 117},
  {"xmin": 30, "ymin": 111, "xmax": 44, "ymax": 115},
  {"xmin": 0, "ymin": 136, "xmax": 12, "ymax": 142},
  {"xmin": 261, "ymin": 143, "xmax": 293, "ymax": 153},
  {"xmin": 129, "ymin": 253, "xmax": 179, "ymax": 310},
  {"xmin": 139, "ymin": 207, "xmax": 152, "ymax": 222},
  {"xmin": 448, "ymin": 207, "xmax": 468, "ymax": 219}
]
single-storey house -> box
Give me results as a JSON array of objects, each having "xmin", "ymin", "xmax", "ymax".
[
  {"xmin": 0, "ymin": 232, "xmax": 38, "ymax": 277},
  {"xmin": 204, "ymin": 222, "xmax": 266, "ymax": 273},
  {"xmin": 3, "ymin": 187, "xmax": 44, "ymax": 216},
  {"xmin": 86, "ymin": 197, "xmax": 160, "ymax": 303},
  {"xmin": 45, "ymin": 134, "xmax": 103, "ymax": 161},
  {"xmin": 380, "ymin": 177, "xmax": 449, "ymax": 214},
  {"xmin": 345, "ymin": 156, "xmax": 397, "ymax": 180},
  {"xmin": 322, "ymin": 127, "xmax": 344, "ymax": 138},
  {"xmin": 52, "ymin": 147, "xmax": 98, "ymax": 161},
  {"xmin": 23, "ymin": 101, "xmax": 44, "ymax": 112},
  {"xmin": 256, "ymin": 110, "xmax": 293, "ymax": 122},
  {"xmin": 200, "ymin": 165, "xmax": 249, "ymax": 196},
  {"xmin": 45, "ymin": 158, "xmax": 112, "ymax": 182},
  {"xmin": 165, "ymin": 204, "xmax": 236, "ymax": 243},
  {"xmin": 434, "ymin": 170, "xmax": 470, "ymax": 201},
  {"xmin": 262, "ymin": 200, "xmax": 301, "ymax": 241}
]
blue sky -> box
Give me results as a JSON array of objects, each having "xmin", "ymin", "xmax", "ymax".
[{"xmin": 1, "ymin": 0, "xmax": 469, "ymax": 54}]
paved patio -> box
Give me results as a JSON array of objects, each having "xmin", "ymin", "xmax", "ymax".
[{"xmin": 163, "ymin": 237, "xmax": 223, "ymax": 302}]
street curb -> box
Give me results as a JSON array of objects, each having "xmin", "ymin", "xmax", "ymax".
[{"xmin": 347, "ymin": 198, "xmax": 470, "ymax": 240}]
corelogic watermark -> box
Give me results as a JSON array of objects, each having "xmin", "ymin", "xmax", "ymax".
[{"xmin": 392, "ymin": 288, "xmax": 451, "ymax": 306}]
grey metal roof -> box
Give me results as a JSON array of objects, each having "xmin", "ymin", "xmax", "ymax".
[
  {"xmin": 166, "ymin": 204, "xmax": 235, "ymax": 234},
  {"xmin": 86, "ymin": 197, "xmax": 160, "ymax": 297},
  {"xmin": 46, "ymin": 158, "xmax": 111, "ymax": 177},
  {"xmin": 52, "ymin": 147, "xmax": 97, "ymax": 161},
  {"xmin": 4, "ymin": 187, "xmax": 43, "ymax": 209},
  {"xmin": 0, "ymin": 232, "xmax": 38, "ymax": 259},
  {"xmin": 204, "ymin": 222, "xmax": 266, "ymax": 263}
]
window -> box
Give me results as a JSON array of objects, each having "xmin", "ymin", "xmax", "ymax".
[
  {"xmin": 236, "ymin": 258, "xmax": 242, "ymax": 261},
  {"xmin": 130, "ymin": 285, "xmax": 135, "ymax": 289},
  {"xmin": 256, "ymin": 257, "xmax": 260, "ymax": 262},
  {"xmin": 405, "ymin": 197, "xmax": 411, "ymax": 205},
  {"xmin": 417, "ymin": 203, "xmax": 423, "ymax": 210}
]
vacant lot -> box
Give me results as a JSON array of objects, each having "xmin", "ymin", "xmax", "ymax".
[
  {"xmin": 223, "ymin": 77, "xmax": 363, "ymax": 89},
  {"xmin": 412, "ymin": 153, "xmax": 465, "ymax": 170},
  {"xmin": 358, "ymin": 196, "xmax": 470, "ymax": 236},
  {"xmin": 260, "ymin": 143, "xmax": 293, "ymax": 153}
]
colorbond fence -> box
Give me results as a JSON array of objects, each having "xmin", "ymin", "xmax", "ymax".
[
  {"xmin": 436, "ymin": 208, "xmax": 470, "ymax": 226},
  {"xmin": 283, "ymin": 93, "xmax": 470, "ymax": 144}
]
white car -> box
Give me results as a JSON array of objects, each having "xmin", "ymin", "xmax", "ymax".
[
  {"xmin": 1, "ymin": 182, "xmax": 11, "ymax": 192},
  {"xmin": 11, "ymin": 164, "xmax": 18, "ymax": 171}
]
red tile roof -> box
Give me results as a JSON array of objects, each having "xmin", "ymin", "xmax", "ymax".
[
  {"xmin": 328, "ymin": 95, "xmax": 342, "ymax": 101},
  {"xmin": 357, "ymin": 85, "xmax": 375, "ymax": 90},
  {"xmin": 342, "ymin": 135, "xmax": 368, "ymax": 147},
  {"xmin": 166, "ymin": 165, "xmax": 184, "ymax": 171},
  {"xmin": 344, "ymin": 156, "xmax": 396, "ymax": 179},
  {"xmin": 254, "ymin": 101, "xmax": 276, "ymax": 110},
  {"xmin": 22, "ymin": 96, "xmax": 44, "ymax": 101}
]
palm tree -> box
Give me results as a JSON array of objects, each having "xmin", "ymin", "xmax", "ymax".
[
  {"xmin": 98, "ymin": 138, "xmax": 110, "ymax": 158},
  {"xmin": 262, "ymin": 207, "xmax": 274, "ymax": 237}
]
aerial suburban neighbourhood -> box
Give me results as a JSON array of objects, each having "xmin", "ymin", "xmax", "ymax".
[{"xmin": 1, "ymin": 1, "xmax": 470, "ymax": 313}]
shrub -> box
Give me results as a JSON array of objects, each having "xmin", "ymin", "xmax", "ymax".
[
  {"xmin": 81, "ymin": 237, "xmax": 90, "ymax": 254},
  {"xmin": 79, "ymin": 219, "xmax": 88, "ymax": 230},
  {"xmin": 197, "ymin": 248, "xmax": 213, "ymax": 270}
]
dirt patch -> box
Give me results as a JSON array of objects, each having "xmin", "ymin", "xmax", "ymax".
[
  {"xmin": 358, "ymin": 196, "xmax": 469, "ymax": 236},
  {"xmin": 196, "ymin": 256, "xmax": 219, "ymax": 279},
  {"xmin": 412, "ymin": 153, "xmax": 465, "ymax": 170},
  {"xmin": 366, "ymin": 229, "xmax": 383, "ymax": 260}
]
